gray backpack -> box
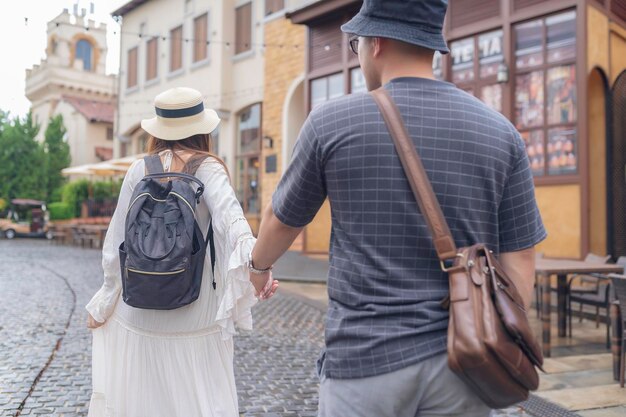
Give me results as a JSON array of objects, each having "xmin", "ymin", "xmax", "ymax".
[{"xmin": 119, "ymin": 154, "xmax": 216, "ymax": 310}]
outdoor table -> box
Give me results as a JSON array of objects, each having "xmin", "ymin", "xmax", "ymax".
[
  {"xmin": 79, "ymin": 224, "xmax": 109, "ymax": 248},
  {"xmin": 536, "ymin": 258, "xmax": 623, "ymax": 357}
]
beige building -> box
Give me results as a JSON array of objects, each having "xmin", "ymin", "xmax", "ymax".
[
  {"xmin": 25, "ymin": 9, "xmax": 116, "ymax": 167},
  {"xmin": 113, "ymin": 0, "xmax": 279, "ymax": 231}
]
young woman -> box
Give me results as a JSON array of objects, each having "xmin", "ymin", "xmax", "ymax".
[{"xmin": 85, "ymin": 87, "xmax": 277, "ymax": 417}]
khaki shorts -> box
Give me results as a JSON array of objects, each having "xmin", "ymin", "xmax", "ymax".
[{"xmin": 318, "ymin": 353, "xmax": 492, "ymax": 417}]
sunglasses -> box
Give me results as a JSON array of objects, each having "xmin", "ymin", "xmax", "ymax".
[{"xmin": 349, "ymin": 36, "xmax": 359, "ymax": 55}]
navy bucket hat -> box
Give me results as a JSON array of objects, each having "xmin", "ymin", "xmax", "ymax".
[{"xmin": 341, "ymin": 0, "xmax": 450, "ymax": 54}]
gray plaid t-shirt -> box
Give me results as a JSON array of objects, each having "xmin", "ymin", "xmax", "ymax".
[{"xmin": 272, "ymin": 77, "xmax": 546, "ymax": 379}]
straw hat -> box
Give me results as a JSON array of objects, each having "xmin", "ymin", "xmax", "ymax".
[{"xmin": 141, "ymin": 87, "xmax": 220, "ymax": 141}]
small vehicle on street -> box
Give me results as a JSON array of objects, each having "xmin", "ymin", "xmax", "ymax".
[{"xmin": 0, "ymin": 199, "xmax": 54, "ymax": 240}]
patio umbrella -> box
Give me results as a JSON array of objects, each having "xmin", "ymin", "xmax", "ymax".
[
  {"xmin": 88, "ymin": 162, "xmax": 128, "ymax": 177},
  {"xmin": 107, "ymin": 153, "xmax": 147, "ymax": 167},
  {"xmin": 61, "ymin": 165, "xmax": 95, "ymax": 177}
]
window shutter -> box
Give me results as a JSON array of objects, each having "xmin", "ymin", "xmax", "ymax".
[
  {"xmin": 612, "ymin": 0, "xmax": 626, "ymax": 22},
  {"xmin": 235, "ymin": 3, "xmax": 252, "ymax": 54},
  {"xmin": 170, "ymin": 26, "xmax": 183, "ymax": 71},
  {"xmin": 449, "ymin": 0, "xmax": 500, "ymax": 29},
  {"xmin": 194, "ymin": 13, "xmax": 208, "ymax": 62},
  {"xmin": 309, "ymin": 19, "xmax": 343, "ymax": 72},
  {"xmin": 127, "ymin": 47, "xmax": 138, "ymax": 88},
  {"xmin": 265, "ymin": 0, "xmax": 284, "ymax": 16},
  {"xmin": 513, "ymin": 0, "xmax": 548, "ymax": 12},
  {"xmin": 146, "ymin": 37, "xmax": 158, "ymax": 80}
]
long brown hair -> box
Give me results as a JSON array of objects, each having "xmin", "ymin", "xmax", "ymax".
[{"xmin": 146, "ymin": 133, "xmax": 229, "ymax": 178}]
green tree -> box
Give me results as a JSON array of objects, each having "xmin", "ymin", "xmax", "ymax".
[
  {"xmin": 43, "ymin": 115, "xmax": 71, "ymax": 201},
  {"xmin": 0, "ymin": 112, "xmax": 46, "ymax": 200}
]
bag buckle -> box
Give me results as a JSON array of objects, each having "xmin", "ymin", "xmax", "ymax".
[{"xmin": 440, "ymin": 253, "xmax": 464, "ymax": 272}]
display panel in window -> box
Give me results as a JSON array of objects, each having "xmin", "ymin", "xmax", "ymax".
[
  {"xmin": 547, "ymin": 65, "xmax": 576, "ymax": 124},
  {"xmin": 515, "ymin": 71, "xmax": 544, "ymax": 129},
  {"xmin": 521, "ymin": 130, "xmax": 545, "ymax": 177},
  {"xmin": 548, "ymin": 127, "xmax": 577, "ymax": 175}
]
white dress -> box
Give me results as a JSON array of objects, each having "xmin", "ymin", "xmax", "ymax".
[{"xmin": 85, "ymin": 155, "xmax": 257, "ymax": 417}]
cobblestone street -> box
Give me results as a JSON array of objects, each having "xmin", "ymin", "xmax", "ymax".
[{"xmin": 0, "ymin": 240, "xmax": 534, "ymax": 417}]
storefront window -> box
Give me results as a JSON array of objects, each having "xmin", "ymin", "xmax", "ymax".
[
  {"xmin": 478, "ymin": 30, "xmax": 504, "ymax": 79},
  {"xmin": 433, "ymin": 51, "xmax": 443, "ymax": 81},
  {"xmin": 451, "ymin": 38, "xmax": 474, "ymax": 84},
  {"xmin": 547, "ymin": 65, "xmax": 576, "ymax": 124},
  {"xmin": 311, "ymin": 73, "xmax": 344, "ymax": 109},
  {"xmin": 236, "ymin": 104, "xmax": 261, "ymax": 214},
  {"xmin": 515, "ymin": 20, "xmax": 544, "ymax": 69},
  {"xmin": 351, "ymin": 67, "xmax": 367, "ymax": 93},
  {"xmin": 546, "ymin": 11, "xmax": 576, "ymax": 63},
  {"xmin": 515, "ymin": 10, "xmax": 577, "ymax": 177},
  {"xmin": 481, "ymin": 84, "xmax": 503, "ymax": 113},
  {"xmin": 515, "ymin": 71, "xmax": 544, "ymax": 128},
  {"xmin": 521, "ymin": 130, "xmax": 545, "ymax": 177},
  {"xmin": 451, "ymin": 30, "xmax": 504, "ymax": 113},
  {"xmin": 548, "ymin": 127, "xmax": 577, "ymax": 175}
]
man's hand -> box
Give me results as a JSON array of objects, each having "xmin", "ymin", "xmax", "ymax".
[{"xmin": 87, "ymin": 314, "xmax": 105, "ymax": 329}]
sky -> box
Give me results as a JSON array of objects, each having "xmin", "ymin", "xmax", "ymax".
[{"xmin": 0, "ymin": 0, "xmax": 128, "ymax": 118}]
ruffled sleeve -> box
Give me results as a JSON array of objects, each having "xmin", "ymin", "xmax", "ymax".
[
  {"xmin": 85, "ymin": 159, "xmax": 141, "ymax": 323},
  {"xmin": 196, "ymin": 159, "xmax": 257, "ymax": 339}
]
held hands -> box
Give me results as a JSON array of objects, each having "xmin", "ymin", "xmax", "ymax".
[{"xmin": 249, "ymin": 270, "xmax": 279, "ymax": 301}]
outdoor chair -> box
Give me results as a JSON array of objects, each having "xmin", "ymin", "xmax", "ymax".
[
  {"xmin": 567, "ymin": 253, "xmax": 612, "ymax": 348},
  {"xmin": 608, "ymin": 274, "xmax": 626, "ymax": 387}
]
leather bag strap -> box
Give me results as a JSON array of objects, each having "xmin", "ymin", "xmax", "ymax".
[{"xmin": 370, "ymin": 88, "xmax": 458, "ymax": 262}]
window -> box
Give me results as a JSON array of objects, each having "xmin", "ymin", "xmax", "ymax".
[
  {"xmin": 311, "ymin": 73, "xmax": 344, "ymax": 109},
  {"xmin": 106, "ymin": 127, "xmax": 114, "ymax": 141},
  {"xmin": 76, "ymin": 39, "xmax": 93, "ymax": 71},
  {"xmin": 450, "ymin": 29, "xmax": 504, "ymax": 113},
  {"xmin": 265, "ymin": 0, "xmax": 284, "ymax": 16},
  {"xmin": 236, "ymin": 104, "xmax": 262, "ymax": 214},
  {"xmin": 433, "ymin": 51, "xmax": 443, "ymax": 80},
  {"xmin": 350, "ymin": 67, "xmax": 366, "ymax": 94},
  {"xmin": 193, "ymin": 13, "xmax": 208, "ymax": 62},
  {"xmin": 127, "ymin": 47, "xmax": 138, "ymax": 88},
  {"xmin": 170, "ymin": 26, "xmax": 183, "ymax": 72},
  {"xmin": 514, "ymin": 10, "xmax": 577, "ymax": 177},
  {"xmin": 235, "ymin": 3, "xmax": 252, "ymax": 55},
  {"xmin": 146, "ymin": 37, "xmax": 158, "ymax": 80}
]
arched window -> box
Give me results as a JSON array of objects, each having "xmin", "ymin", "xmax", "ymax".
[{"xmin": 76, "ymin": 39, "xmax": 93, "ymax": 71}]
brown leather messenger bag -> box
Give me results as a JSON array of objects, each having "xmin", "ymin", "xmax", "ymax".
[{"xmin": 370, "ymin": 88, "xmax": 544, "ymax": 409}]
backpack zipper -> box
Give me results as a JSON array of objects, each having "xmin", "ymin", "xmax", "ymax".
[{"xmin": 127, "ymin": 267, "xmax": 186, "ymax": 275}]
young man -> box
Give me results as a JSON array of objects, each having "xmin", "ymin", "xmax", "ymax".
[{"xmin": 251, "ymin": 1, "xmax": 546, "ymax": 415}]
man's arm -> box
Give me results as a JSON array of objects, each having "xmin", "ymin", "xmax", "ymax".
[
  {"xmin": 498, "ymin": 247, "xmax": 536, "ymax": 309},
  {"xmin": 251, "ymin": 203, "xmax": 304, "ymax": 270}
]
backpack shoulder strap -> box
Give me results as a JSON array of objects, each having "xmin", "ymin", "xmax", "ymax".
[{"xmin": 144, "ymin": 154, "xmax": 165, "ymax": 175}]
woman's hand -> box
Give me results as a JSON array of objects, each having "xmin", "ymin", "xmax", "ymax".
[
  {"xmin": 87, "ymin": 314, "xmax": 106, "ymax": 329},
  {"xmin": 249, "ymin": 271, "xmax": 279, "ymax": 300}
]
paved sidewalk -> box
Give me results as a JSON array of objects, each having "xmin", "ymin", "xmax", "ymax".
[{"xmin": 0, "ymin": 241, "xmax": 602, "ymax": 417}]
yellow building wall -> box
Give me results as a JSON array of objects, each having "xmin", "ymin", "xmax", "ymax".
[
  {"xmin": 304, "ymin": 200, "xmax": 332, "ymax": 254},
  {"xmin": 535, "ymin": 185, "xmax": 581, "ymax": 259},
  {"xmin": 261, "ymin": 18, "xmax": 306, "ymax": 209},
  {"xmin": 588, "ymin": 69, "xmax": 608, "ymax": 256},
  {"xmin": 587, "ymin": 5, "xmax": 610, "ymax": 74},
  {"xmin": 610, "ymin": 23, "xmax": 626, "ymax": 83}
]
